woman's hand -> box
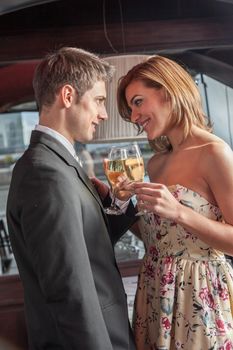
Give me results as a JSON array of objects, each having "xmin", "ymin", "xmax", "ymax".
[
  {"xmin": 134, "ymin": 182, "xmax": 182, "ymax": 221},
  {"xmin": 114, "ymin": 175, "xmax": 135, "ymax": 201},
  {"xmin": 90, "ymin": 177, "xmax": 110, "ymax": 201}
]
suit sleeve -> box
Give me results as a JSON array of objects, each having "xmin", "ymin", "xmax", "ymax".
[
  {"xmin": 19, "ymin": 165, "xmax": 113, "ymax": 349},
  {"xmin": 107, "ymin": 199, "xmax": 138, "ymax": 245}
]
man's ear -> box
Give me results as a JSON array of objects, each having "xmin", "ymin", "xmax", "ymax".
[{"xmin": 61, "ymin": 84, "xmax": 76, "ymax": 107}]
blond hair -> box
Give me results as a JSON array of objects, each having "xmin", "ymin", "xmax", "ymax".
[{"xmin": 117, "ymin": 55, "xmax": 211, "ymax": 152}]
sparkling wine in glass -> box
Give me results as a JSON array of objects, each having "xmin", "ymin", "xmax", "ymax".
[
  {"xmin": 123, "ymin": 144, "xmax": 146, "ymax": 216},
  {"xmin": 103, "ymin": 147, "xmax": 127, "ymax": 215},
  {"xmin": 104, "ymin": 144, "xmax": 145, "ymax": 215}
]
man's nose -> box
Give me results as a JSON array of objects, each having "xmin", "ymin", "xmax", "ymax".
[{"xmin": 98, "ymin": 105, "xmax": 108, "ymax": 120}]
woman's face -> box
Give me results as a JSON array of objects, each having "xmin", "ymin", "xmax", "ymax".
[{"xmin": 125, "ymin": 80, "xmax": 172, "ymax": 140}]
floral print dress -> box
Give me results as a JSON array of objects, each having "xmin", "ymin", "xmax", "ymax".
[{"xmin": 134, "ymin": 185, "xmax": 233, "ymax": 350}]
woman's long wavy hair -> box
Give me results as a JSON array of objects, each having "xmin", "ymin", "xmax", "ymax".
[{"xmin": 117, "ymin": 55, "xmax": 211, "ymax": 153}]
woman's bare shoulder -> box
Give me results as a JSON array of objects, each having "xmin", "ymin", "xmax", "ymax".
[
  {"xmin": 201, "ymin": 135, "xmax": 233, "ymax": 183},
  {"xmin": 146, "ymin": 151, "xmax": 169, "ymax": 177},
  {"xmin": 191, "ymin": 128, "xmax": 230, "ymax": 157},
  {"xmin": 202, "ymin": 134, "xmax": 232, "ymax": 159}
]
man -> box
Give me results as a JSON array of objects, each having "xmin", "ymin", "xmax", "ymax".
[{"xmin": 7, "ymin": 47, "xmax": 136, "ymax": 350}]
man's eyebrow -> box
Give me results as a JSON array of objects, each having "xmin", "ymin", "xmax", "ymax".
[{"xmin": 96, "ymin": 95, "xmax": 106, "ymax": 100}]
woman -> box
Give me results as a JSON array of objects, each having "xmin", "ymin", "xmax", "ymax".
[{"xmin": 117, "ymin": 55, "xmax": 233, "ymax": 349}]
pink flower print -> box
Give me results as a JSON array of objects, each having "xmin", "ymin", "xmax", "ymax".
[
  {"xmin": 184, "ymin": 230, "xmax": 192, "ymax": 238},
  {"xmin": 170, "ymin": 221, "xmax": 177, "ymax": 227},
  {"xmin": 156, "ymin": 232, "xmax": 162, "ymax": 240},
  {"xmin": 162, "ymin": 316, "xmax": 171, "ymax": 330},
  {"xmin": 212, "ymin": 206, "xmax": 221, "ymax": 218},
  {"xmin": 219, "ymin": 288, "xmax": 229, "ymax": 301},
  {"xmin": 161, "ymin": 270, "xmax": 174, "ymax": 286},
  {"xmin": 225, "ymin": 340, "xmax": 233, "ymax": 350},
  {"xmin": 149, "ymin": 246, "xmax": 158, "ymax": 259},
  {"xmin": 211, "ymin": 276, "xmax": 220, "ymax": 290},
  {"xmin": 199, "ymin": 287, "xmax": 215, "ymax": 309},
  {"xmin": 164, "ymin": 256, "xmax": 173, "ymax": 265},
  {"xmin": 216, "ymin": 319, "xmax": 226, "ymax": 336},
  {"xmin": 160, "ymin": 288, "xmax": 168, "ymax": 296},
  {"xmin": 172, "ymin": 188, "xmax": 182, "ymax": 200},
  {"xmin": 218, "ymin": 340, "xmax": 233, "ymax": 350},
  {"xmin": 144, "ymin": 261, "xmax": 155, "ymax": 279},
  {"xmin": 154, "ymin": 214, "xmax": 161, "ymax": 225},
  {"xmin": 212, "ymin": 277, "xmax": 229, "ymax": 300}
]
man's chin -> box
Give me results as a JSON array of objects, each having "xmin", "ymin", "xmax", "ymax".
[
  {"xmin": 89, "ymin": 131, "xmax": 96, "ymax": 141},
  {"xmin": 88, "ymin": 134, "xmax": 94, "ymax": 142},
  {"xmin": 76, "ymin": 134, "xmax": 94, "ymax": 143}
]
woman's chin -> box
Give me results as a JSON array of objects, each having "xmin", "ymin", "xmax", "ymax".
[{"xmin": 147, "ymin": 134, "xmax": 155, "ymax": 141}]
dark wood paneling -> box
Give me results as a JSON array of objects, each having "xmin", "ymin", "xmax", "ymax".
[
  {"xmin": 0, "ymin": 275, "xmax": 28, "ymax": 350},
  {"xmin": 118, "ymin": 259, "xmax": 142, "ymax": 277},
  {"xmin": 0, "ymin": 62, "xmax": 38, "ymax": 111},
  {"xmin": 0, "ymin": 17, "xmax": 233, "ymax": 63}
]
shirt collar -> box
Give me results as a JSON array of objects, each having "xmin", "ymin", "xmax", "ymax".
[{"xmin": 35, "ymin": 124, "xmax": 76, "ymax": 158}]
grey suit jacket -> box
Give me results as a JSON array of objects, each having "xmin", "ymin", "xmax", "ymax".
[{"xmin": 7, "ymin": 130, "xmax": 136, "ymax": 350}]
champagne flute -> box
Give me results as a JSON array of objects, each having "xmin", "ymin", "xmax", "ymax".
[
  {"xmin": 103, "ymin": 146, "xmax": 127, "ymax": 215},
  {"xmin": 123, "ymin": 144, "xmax": 146, "ymax": 216},
  {"xmin": 104, "ymin": 143, "xmax": 145, "ymax": 215}
]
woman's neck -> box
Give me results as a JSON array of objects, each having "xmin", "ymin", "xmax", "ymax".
[{"xmin": 167, "ymin": 125, "xmax": 200, "ymax": 153}]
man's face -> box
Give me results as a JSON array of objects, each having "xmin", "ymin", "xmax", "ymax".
[{"xmin": 67, "ymin": 80, "xmax": 108, "ymax": 143}]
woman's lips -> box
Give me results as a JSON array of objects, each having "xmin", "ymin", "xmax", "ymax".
[{"xmin": 140, "ymin": 118, "xmax": 150, "ymax": 132}]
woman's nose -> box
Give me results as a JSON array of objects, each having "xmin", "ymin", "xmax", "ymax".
[{"xmin": 130, "ymin": 109, "xmax": 138, "ymax": 123}]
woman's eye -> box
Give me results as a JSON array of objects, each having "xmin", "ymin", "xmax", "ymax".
[{"xmin": 134, "ymin": 99, "xmax": 142, "ymax": 106}]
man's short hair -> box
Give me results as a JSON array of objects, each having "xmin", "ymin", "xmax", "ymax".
[{"xmin": 33, "ymin": 47, "xmax": 115, "ymax": 111}]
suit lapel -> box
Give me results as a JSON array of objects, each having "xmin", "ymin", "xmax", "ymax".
[
  {"xmin": 71, "ymin": 160, "xmax": 104, "ymax": 208},
  {"xmin": 30, "ymin": 130, "xmax": 105, "ymax": 209},
  {"xmin": 69, "ymin": 161, "xmax": 111, "ymax": 231}
]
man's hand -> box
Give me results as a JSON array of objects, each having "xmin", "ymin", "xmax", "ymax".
[{"xmin": 90, "ymin": 177, "xmax": 110, "ymax": 201}]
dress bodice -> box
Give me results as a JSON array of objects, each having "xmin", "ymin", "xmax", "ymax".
[{"xmin": 139, "ymin": 184, "xmax": 225, "ymax": 260}]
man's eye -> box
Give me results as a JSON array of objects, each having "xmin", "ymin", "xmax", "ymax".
[{"xmin": 97, "ymin": 99, "xmax": 105, "ymax": 105}]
